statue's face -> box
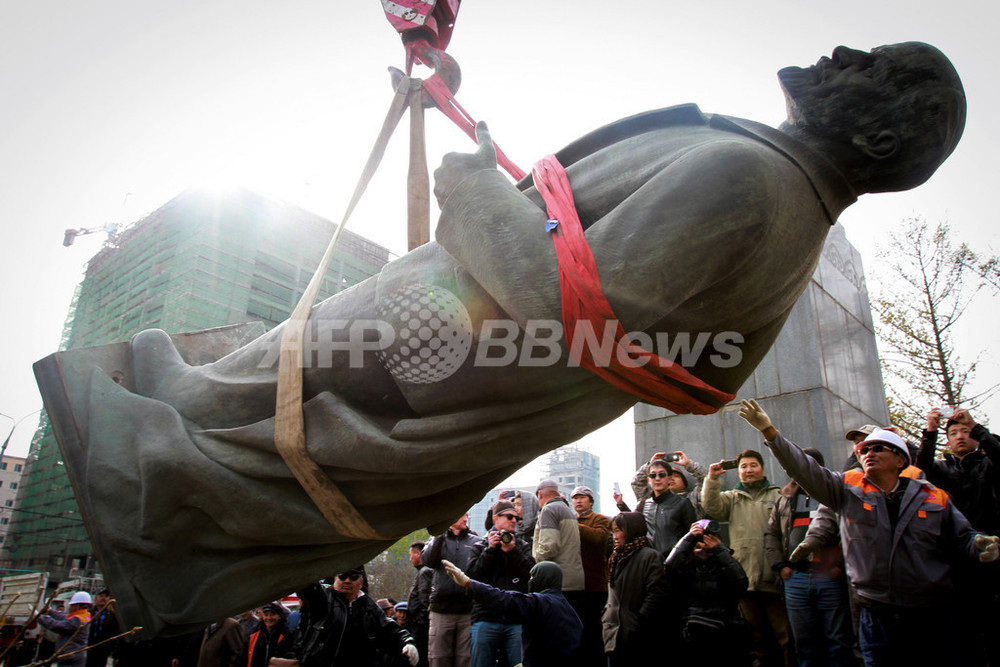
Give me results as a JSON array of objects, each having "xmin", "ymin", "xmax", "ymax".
[
  {"xmin": 779, "ymin": 41, "xmax": 964, "ymax": 193},
  {"xmin": 778, "ymin": 45, "xmax": 896, "ymax": 142}
]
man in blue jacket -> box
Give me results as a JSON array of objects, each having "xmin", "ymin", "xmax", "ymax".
[
  {"xmin": 739, "ymin": 399, "xmax": 1000, "ymax": 667},
  {"xmin": 440, "ymin": 559, "xmax": 582, "ymax": 667}
]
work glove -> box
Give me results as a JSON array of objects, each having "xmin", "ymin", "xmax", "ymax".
[
  {"xmin": 789, "ymin": 542, "xmax": 813, "ymax": 563},
  {"xmin": 402, "ymin": 644, "xmax": 419, "ymax": 666},
  {"xmin": 738, "ymin": 399, "xmax": 774, "ymax": 433},
  {"xmin": 975, "ymin": 534, "xmax": 1000, "ymax": 562},
  {"xmin": 441, "ymin": 559, "xmax": 470, "ymax": 588}
]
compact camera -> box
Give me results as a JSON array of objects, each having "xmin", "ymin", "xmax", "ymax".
[{"xmin": 694, "ymin": 519, "xmax": 720, "ymax": 535}]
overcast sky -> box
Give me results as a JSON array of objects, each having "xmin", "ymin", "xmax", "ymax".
[{"xmin": 1, "ymin": 1, "xmax": 997, "ymax": 511}]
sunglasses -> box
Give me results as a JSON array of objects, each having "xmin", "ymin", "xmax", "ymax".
[
  {"xmin": 855, "ymin": 443, "xmax": 895, "ymax": 456},
  {"xmin": 648, "ymin": 471, "xmax": 670, "ymax": 479},
  {"xmin": 336, "ymin": 572, "xmax": 362, "ymax": 581},
  {"xmin": 496, "ymin": 513, "xmax": 519, "ymax": 521}
]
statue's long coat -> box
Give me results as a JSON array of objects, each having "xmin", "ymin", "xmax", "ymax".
[{"xmin": 38, "ymin": 104, "xmax": 855, "ymax": 636}]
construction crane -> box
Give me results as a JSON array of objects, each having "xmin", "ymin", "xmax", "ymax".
[{"xmin": 62, "ymin": 223, "xmax": 121, "ymax": 248}]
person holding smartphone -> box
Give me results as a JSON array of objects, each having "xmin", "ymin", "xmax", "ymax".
[{"xmin": 615, "ymin": 451, "xmax": 709, "ymax": 518}]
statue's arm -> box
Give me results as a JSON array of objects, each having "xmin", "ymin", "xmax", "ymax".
[
  {"xmin": 435, "ymin": 168, "xmax": 558, "ymax": 328},
  {"xmin": 436, "ymin": 136, "xmax": 782, "ymax": 336}
]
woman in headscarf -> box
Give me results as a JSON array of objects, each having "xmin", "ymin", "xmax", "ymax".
[{"xmin": 602, "ymin": 512, "xmax": 668, "ymax": 664}]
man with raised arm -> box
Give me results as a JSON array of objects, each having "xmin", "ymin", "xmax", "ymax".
[{"xmin": 738, "ymin": 398, "xmax": 1000, "ymax": 666}]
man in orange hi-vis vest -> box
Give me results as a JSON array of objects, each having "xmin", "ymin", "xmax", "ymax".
[{"xmin": 739, "ymin": 399, "xmax": 1000, "ymax": 667}]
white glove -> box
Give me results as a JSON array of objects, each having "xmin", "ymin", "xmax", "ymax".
[
  {"xmin": 738, "ymin": 399, "xmax": 774, "ymax": 433},
  {"xmin": 975, "ymin": 534, "xmax": 1000, "ymax": 563},
  {"xmin": 442, "ymin": 559, "xmax": 470, "ymax": 588},
  {"xmin": 402, "ymin": 644, "xmax": 419, "ymax": 666}
]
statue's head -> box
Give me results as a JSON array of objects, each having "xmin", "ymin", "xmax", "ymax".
[{"xmin": 778, "ymin": 42, "xmax": 965, "ymax": 193}]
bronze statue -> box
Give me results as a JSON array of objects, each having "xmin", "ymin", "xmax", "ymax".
[{"xmin": 35, "ymin": 42, "xmax": 965, "ymax": 636}]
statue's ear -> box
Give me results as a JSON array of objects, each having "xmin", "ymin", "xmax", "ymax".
[{"xmin": 852, "ymin": 130, "xmax": 900, "ymax": 160}]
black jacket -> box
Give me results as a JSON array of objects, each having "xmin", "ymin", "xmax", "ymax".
[
  {"xmin": 239, "ymin": 619, "xmax": 293, "ymax": 667},
  {"xmin": 421, "ymin": 528, "xmax": 479, "ymax": 613},
  {"xmin": 406, "ymin": 565, "xmax": 434, "ymax": 629},
  {"xmin": 294, "ymin": 585, "xmax": 412, "ymax": 667},
  {"xmin": 466, "ymin": 532, "xmax": 534, "ymax": 623},
  {"xmin": 917, "ymin": 424, "xmax": 1000, "ymax": 535},
  {"xmin": 664, "ymin": 533, "xmax": 748, "ymax": 627},
  {"xmin": 87, "ymin": 606, "xmax": 121, "ymax": 666},
  {"xmin": 639, "ymin": 491, "xmax": 697, "ymax": 556}
]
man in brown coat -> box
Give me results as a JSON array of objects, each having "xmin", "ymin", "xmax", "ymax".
[{"xmin": 197, "ymin": 617, "xmax": 244, "ymax": 667}]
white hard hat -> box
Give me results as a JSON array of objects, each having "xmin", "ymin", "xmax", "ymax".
[
  {"xmin": 69, "ymin": 591, "xmax": 92, "ymax": 606},
  {"xmin": 857, "ymin": 428, "xmax": 910, "ymax": 464}
]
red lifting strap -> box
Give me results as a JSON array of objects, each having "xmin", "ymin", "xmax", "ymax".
[
  {"xmin": 422, "ymin": 75, "xmax": 527, "ymax": 181},
  {"xmin": 532, "ymin": 155, "xmax": 736, "ymax": 415}
]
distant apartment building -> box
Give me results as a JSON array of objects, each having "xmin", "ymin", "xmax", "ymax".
[
  {"xmin": 0, "ymin": 455, "xmax": 26, "ymax": 547},
  {"xmin": 544, "ymin": 445, "xmax": 601, "ymax": 514},
  {"xmin": 465, "ymin": 443, "xmax": 603, "ymax": 533},
  {"xmin": 5, "ymin": 188, "xmax": 391, "ymax": 580}
]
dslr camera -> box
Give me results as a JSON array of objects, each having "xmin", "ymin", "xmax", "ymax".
[{"xmin": 498, "ymin": 529, "xmax": 515, "ymax": 545}]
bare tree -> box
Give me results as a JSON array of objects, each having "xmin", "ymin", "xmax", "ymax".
[
  {"xmin": 872, "ymin": 218, "xmax": 999, "ymax": 441},
  {"xmin": 960, "ymin": 243, "xmax": 1000, "ymax": 293},
  {"xmin": 365, "ymin": 529, "xmax": 430, "ymax": 602}
]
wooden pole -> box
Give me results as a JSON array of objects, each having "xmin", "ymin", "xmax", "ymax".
[{"xmin": 407, "ymin": 81, "xmax": 430, "ymax": 251}]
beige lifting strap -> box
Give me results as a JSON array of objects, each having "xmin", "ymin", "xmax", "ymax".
[{"xmin": 274, "ymin": 77, "xmax": 428, "ymax": 539}]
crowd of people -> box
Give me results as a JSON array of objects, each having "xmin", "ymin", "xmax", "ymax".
[
  {"xmin": 414, "ymin": 403, "xmax": 1000, "ymax": 667},
  {"xmin": 13, "ymin": 403, "xmax": 1000, "ymax": 667}
]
